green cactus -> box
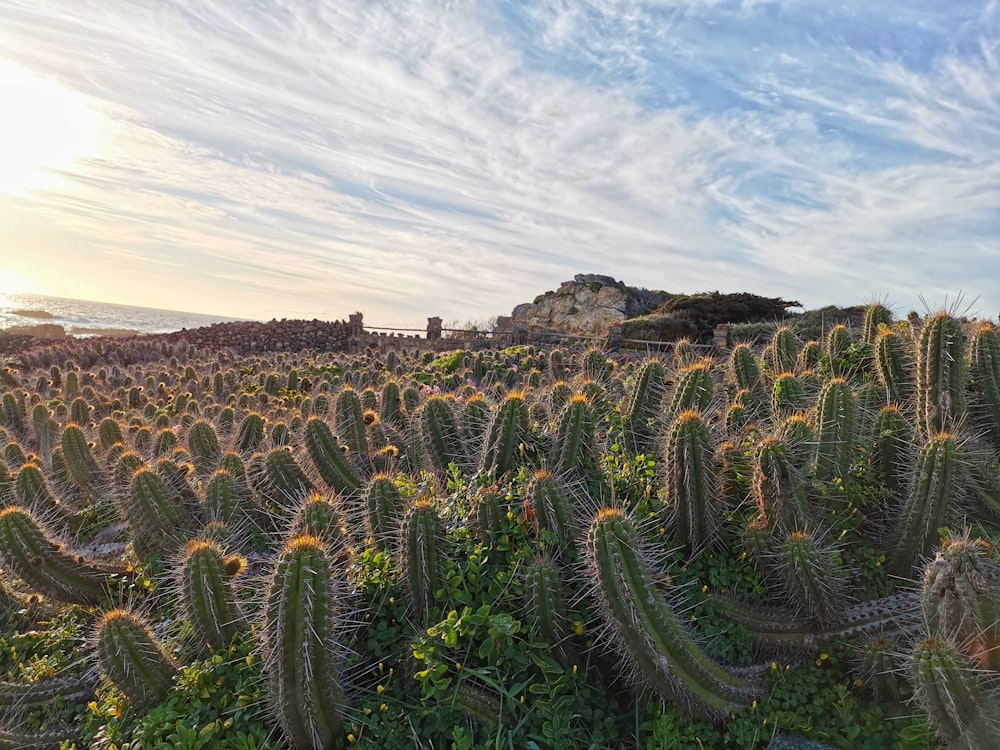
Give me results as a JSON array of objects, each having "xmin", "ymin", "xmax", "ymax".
[
  {"xmin": 666, "ymin": 362, "xmax": 715, "ymax": 422},
  {"xmin": 766, "ymin": 326, "xmax": 799, "ymax": 375},
  {"xmin": 777, "ymin": 530, "xmax": 847, "ymax": 625},
  {"xmin": 187, "ymin": 419, "xmax": 222, "ymax": 474},
  {"xmin": 826, "ymin": 324, "xmax": 853, "ymax": 378},
  {"xmin": 909, "ymin": 636, "xmax": 1000, "ymax": 748},
  {"xmin": 797, "ymin": 340, "xmax": 823, "ymax": 372},
  {"xmin": 482, "ymin": 391, "xmax": 531, "ymax": 476},
  {"xmin": 364, "ymin": 474, "xmax": 404, "ymax": 551},
  {"xmin": 263, "ymin": 534, "xmax": 348, "ymax": 750},
  {"xmin": 771, "ymin": 372, "xmax": 807, "ymax": 419},
  {"xmin": 622, "ymin": 359, "xmax": 666, "ymax": 454},
  {"xmin": 260, "ymin": 448, "xmax": 315, "ymax": 510},
  {"xmin": 970, "ymin": 321, "xmax": 1000, "ymax": 449},
  {"xmin": 582, "ymin": 348, "xmax": 612, "ymax": 385},
  {"xmin": 752, "ymin": 437, "xmax": 812, "ymax": 533},
  {"xmin": 0, "ymin": 505, "xmax": 118, "ymax": 605},
  {"xmin": 125, "ymin": 466, "xmax": 191, "ymax": 554},
  {"xmin": 664, "ymin": 409, "xmax": 721, "ymax": 554},
  {"xmin": 550, "ymin": 394, "xmax": 597, "ymax": 478},
  {"xmin": 304, "ymin": 417, "xmax": 362, "ymax": 495},
  {"xmin": 379, "ymin": 381, "xmax": 406, "ymax": 429},
  {"xmin": 419, "ymin": 395, "xmax": 466, "ymax": 476},
  {"xmin": 96, "ymin": 607, "xmax": 178, "ymax": 710},
  {"xmin": 468, "ymin": 485, "xmax": 507, "ymax": 544},
  {"xmin": 917, "ymin": 312, "xmax": 967, "ymax": 436},
  {"xmin": 812, "ymin": 377, "xmax": 857, "ymax": 482},
  {"xmin": 179, "ymin": 539, "xmax": 245, "ymax": 652},
  {"xmin": 61, "ymin": 423, "xmax": 101, "ymax": 489},
  {"xmin": 584, "ymin": 507, "xmax": 759, "ymax": 720},
  {"xmin": 335, "ymin": 386, "xmax": 368, "ymax": 461},
  {"xmin": 235, "ymin": 412, "xmax": 265, "ymax": 453},
  {"xmin": 292, "ymin": 491, "xmax": 348, "ymax": 549},
  {"xmin": 525, "ymin": 470, "xmax": 576, "ymax": 549},
  {"xmin": 871, "ymin": 404, "xmax": 913, "ymax": 495},
  {"xmin": 13, "ymin": 462, "xmax": 59, "ymax": 516},
  {"xmin": 98, "ymin": 417, "xmax": 124, "ymax": 453},
  {"xmin": 401, "ymin": 499, "xmax": 442, "ymax": 626},
  {"xmin": 862, "ymin": 303, "xmax": 893, "ymax": 345},
  {"xmin": 461, "ymin": 393, "xmax": 493, "ymax": 451},
  {"xmin": 729, "ymin": 344, "xmax": 763, "ymax": 395},
  {"xmin": 523, "ymin": 555, "xmax": 577, "ymax": 664},
  {"xmin": 0, "ymin": 673, "xmax": 96, "ymax": 722},
  {"xmin": 874, "ymin": 328, "xmax": 914, "ymax": 405},
  {"xmin": 887, "ymin": 433, "xmax": 962, "ymax": 579}
]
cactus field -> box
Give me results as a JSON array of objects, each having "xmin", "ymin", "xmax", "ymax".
[{"xmin": 2, "ymin": 305, "xmax": 1000, "ymax": 749}]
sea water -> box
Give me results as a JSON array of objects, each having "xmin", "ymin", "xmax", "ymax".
[{"xmin": 0, "ymin": 293, "xmax": 245, "ymax": 337}]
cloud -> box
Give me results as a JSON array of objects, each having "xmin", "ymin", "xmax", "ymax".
[{"xmin": 0, "ymin": 0, "xmax": 997, "ymax": 324}]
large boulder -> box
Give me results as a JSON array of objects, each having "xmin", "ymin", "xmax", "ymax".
[{"xmin": 511, "ymin": 275, "xmax": 669, "ymax": 336}]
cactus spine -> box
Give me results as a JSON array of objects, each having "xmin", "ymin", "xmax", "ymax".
[
  {"xmin": 778, "ymin": 531, "xmax": 847, "ymax": 625},
  {"xmin": 874, "ymin": 329, "xmax": 914, "ymax": 404},
  {"xmin": 364, "ymin": 474, "xmax": 404, "ymax": 551},
  {"xmin": 419, "ymin": 396, "xmax": 466, "ymax": 476},
  {"xmin": 585, "ymin": 507, "xmax": 759, "ymax": 719},
  {"xmin": 970, "ymin": 321, "xmax": 1000, "ymax": 449},
  {"xmin": 752, "ymin": 437, "xmax": 812, "ymax": 533},
  {"xmin": 551, "ymin": 394, "xmax": 596, "ymax": 477},
  {"xmin": 187, "ymin": 419, "xmax": 222, "ymax": 474},
  {"xmin": 525, "ymin": 470, "xmax": 576, "ymax": 549},
  {"xmin": 61, "ymin": 423, "xmax": 101, "ymax": 489},
  {"xmin": 622, "ymin": 359, "xmax": 666, "ymax": 454}
]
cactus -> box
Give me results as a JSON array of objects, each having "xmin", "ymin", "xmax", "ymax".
[
  {"xmin": 468, "ymin": 485, "xmax": 507, "ymax": 544},
  {"xmin": 235, "ymin": 412, "xmax": 265, "ymax": 453},
  {"xmin": 874, "ymin": 328, "xmax": 914, "ymax": 405},
  {"xmin": 664, "ymin": 410, "xmax": 721, "ymax": 554},
  {"xmin": 862, "ymin": 303, "xmax": 893, "ymax": 344},
  {"xmin": 98, "ymin": 417, "xmax": 124, "ymax": 453},
  {"xmin": 152, "ymin": 427, "xmax": 177, "ymax": 457},
  {"xmin": 187, "ymin": 419, "xmax": 222, "ymax": 474},
  {"xmin": 797, "ymin": 340, "xmax": 823, "ymax": 372},
  {"xmin": 887, "ymin": 433, "xmax": 962, "ymax": 579},
  {"xmin": 582, "ymin": 348, "xmax": 612, "ymax": 385},
  {"xmin": 263, "ymin": 534, "xmax": 348, "ymax": 750},
  {"xmin": 203, "ymin": 468, "xmax": 255, "ymax": 529},
  {"xmin": 921, "ymin": 534, "xmax": 1000, "ymax": 670},
  {"xmin": 871, "ymin": 404, "xmax": 913, "ymax": 495},
  {"xmin": 525, "ymin": 470, "xmax": 576, "ymax": 549},
  {"xmin": 777, "ymin": 530, "xmax": 847, "ymax": 625},
  {"xmin": 179, "ymin": 539, "xmax": 245, "ymax": 652},
  {"xmin": 292, "ymin": 492, "xmax": 348, "ymax": 549},
  {"xmin": 261, "ymin": 448, "xmax": 315, "ymax": 509},
  {"xmin": 0, "ymin": 506, "xmax": 118, "ymax": 604},
  {"xmin": 825, "ymin": 324, "xmax": 852, "ymax": 378},
  {"xmin": 550, "ymin": 394, "xmax": 596, "ymax": 477},
  {"xmin": 909, "ymin": 636, "xmax": 1000, "ymax": 747},
  {"xmin": 335, "ymin": 386, "xmax": 368, "ymax": 461},
  {"xmin": 665, "ymin": 362, "xmax": 714, "ymax": 422},
  {"xmin": 766, "ymin": 326, "xmax": 799, "ymax": 375},
  {"xmin": 917, "ymin": 312, "xmax": 967, "ymax": 436},
  {"xmin": 523, "ymin": 555, "xmax": 576, "ymax": 664},
  {"xmin": 125, "ymin": 467, "xmax": 191, "ymax": 554},
  {"xmin": 622, "ymin": 359, "xmax": 666, "ymax": 454},
  {"xmin": 13, "ymin": 462, "xmax": 59, "ymax": 515},
  {"xmin": 812, "ymin": 377, "xmax": 856, "ymax": 482},
  {"xmin": 729, "ymin": 344, "xmax": 763, "ymax": 395},
  {"xmin": 401, "ymin": 499, "xmax": 442, "ymax": 626},
  {"xmin": 584, "ymin": 507, "xmax": 759, "ymax": 719},
  {"xmin": 419, "ymin": 396, "xmax": 466, "ymax": 476},
  {"xmin": 364, "ymin": 474, "xmax": 404, "ymax": 551},
  {"xmin": 69, "ymin": 396, "xmax": 91, "ymax": 427},
  {"xmin": 461, "ymin": 393, "xmax": 493, "ymax": 451},
  {"xmin": 61, "ymin": 423, "xmax": 101, "ymax": 489},
  {"xmin": 970, "ymin": 321, "xmax": 1000, "ymax": 449},
  {"xmin": 752, "ymin": 437, "xmax": 812, "ymax": 533},
  {"xmin": 96, "ymin": 608, "xmax": 178, "ymax": 710},
  {"xmin": 771, "ymin": 372, "xmax": 806, "ymax": 419},
  {"xmin": 379, "ymin": 381, "xmax": 406, "ymax": 429},
  {"xmin": 482, "ymin": 391, "xmax": 531, "ymax": 476},
  {"xmin": 673, "ymin": 338, "xmax": 697, "ymax": 369},
  {"xmin": 548, "ymin": 349, "xmax": 569, "ymax": 381},
  {"xmin": 304, "ymin": 417, "xmax": 362, "ymax": 495},
  {"xmin": 0, "ymin": 673, "xmax": 96, "ymax": 722},
  {"xmin": 709, "ymin": 591, "xmax": 920, "ymax": 652}
]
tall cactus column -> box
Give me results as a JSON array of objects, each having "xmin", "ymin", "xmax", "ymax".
[{"xmin": 264, "ymin": 534, "xmax": 347, "ymax": 750}]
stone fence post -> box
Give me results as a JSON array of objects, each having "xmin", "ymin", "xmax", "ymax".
[{"xmin": 427, "ymin": 317, "xmax": 443, "ymax": 340}]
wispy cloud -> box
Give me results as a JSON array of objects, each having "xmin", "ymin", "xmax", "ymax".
[{"xmin": 0, "ymin": 0, "xmax": 997, "ymax": 323}]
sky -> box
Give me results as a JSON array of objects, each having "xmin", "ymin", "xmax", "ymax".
[{"xmin": 0, "ymin": 0, "xmax": 998, "ymax": 327}]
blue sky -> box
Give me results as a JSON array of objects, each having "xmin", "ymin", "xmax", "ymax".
[{"xmin": 0, "ymin": 0, "xmax": 997, "ymax": 326}]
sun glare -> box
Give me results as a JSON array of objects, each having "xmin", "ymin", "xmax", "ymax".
[{"xmin": 0, "ymin": 58, "xmax": 104, "ymax": 196}]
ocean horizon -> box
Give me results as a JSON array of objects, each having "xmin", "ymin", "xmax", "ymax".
[{"xmin": 0, "ymin": 292, "xmax": 248, "ymax": 337}]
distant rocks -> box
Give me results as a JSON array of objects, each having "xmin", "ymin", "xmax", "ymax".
[{"xmin": 511, "ymin": 274, "xmax": 670, "ymax": 337}]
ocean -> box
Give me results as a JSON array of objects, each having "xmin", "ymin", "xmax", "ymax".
[{"xmin": 0, "ymin": 293, "xmax": 245, "ymax": 338}]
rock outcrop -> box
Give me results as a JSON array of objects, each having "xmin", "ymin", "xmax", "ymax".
[{"xmin": 511, "ymin": 274, "xmax": 670, "ymax": 336}]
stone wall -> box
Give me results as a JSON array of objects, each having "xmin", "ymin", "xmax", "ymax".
[{"xmin": 161, "ymin": 318, "xmax": 353, "ymax": 354}]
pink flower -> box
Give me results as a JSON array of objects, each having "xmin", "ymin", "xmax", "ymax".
[
  {"xmin": 511, "ymin": 364, "xmax": 519, "ymax": 372},
  {"xmin": 421, "ymin": 385, "xmax": 432, "ymax": 395},
  {"xmin": 433, "ymin": 385, "xmax": 441, "ymax": 395},
  {"xmin": 171, "ymin": 425, "xmax": 182, "ymax": 435}
]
